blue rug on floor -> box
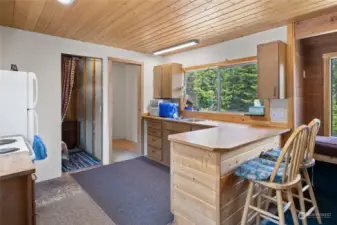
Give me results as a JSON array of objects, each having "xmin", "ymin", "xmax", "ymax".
[
  {"xmin": 62, "ymin": 150, "xmax": 100, "ymax": 172},
  {"xmin": 72, "ymin": 156, "xmax": 173, "ymax": 225}
]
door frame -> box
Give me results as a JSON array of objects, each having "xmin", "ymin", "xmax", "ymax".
[
  {"xmin": 108, "ymin": 57, "xmax": 144, "ymax": 162},
  {"xmin": 61, "ymin": 54, "xmax": 104, "ymax": 161}
]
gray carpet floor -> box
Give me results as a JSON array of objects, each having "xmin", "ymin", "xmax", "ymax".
[{"xmin": 35, "ymin": 175, "xmax": 115, "ymax": 225}]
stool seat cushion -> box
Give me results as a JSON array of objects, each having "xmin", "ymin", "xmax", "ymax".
[
  {"xmin": 235, "ymin": 157, "xmax": 285, "ymax": 183},
  {"xmin": 260, "ymin": 148, "xmax": 282, "ymax": 161}
]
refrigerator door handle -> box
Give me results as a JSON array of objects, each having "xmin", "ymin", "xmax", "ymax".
[{"xmin": 29, "ymin": 72, "xmax": 38, "ymax": 108}]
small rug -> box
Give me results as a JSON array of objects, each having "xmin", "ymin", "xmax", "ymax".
[
  {"xmin": 62, "ymin": 150, "xmax": 101, "ymax": 172},
  {"xmin": 72, "ymin": 156, "xmax": 174, "ymax": 225}
]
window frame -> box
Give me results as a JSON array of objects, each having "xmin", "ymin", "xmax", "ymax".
[
  {"xmin": 183, "ymin": 57, "xmax": 258, "ymax": 114},
  {"xmin": 323, "ymin": 52, "xmax": 337, "ymax": 136}
]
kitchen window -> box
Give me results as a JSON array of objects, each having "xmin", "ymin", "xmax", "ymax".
[
  {"xmin": 185, "ymin": 62, "xmax": 259, "ymax": 114},
  {"xmin": 324, "ymin": 53, "xmax": 337, "ymax": 136}
]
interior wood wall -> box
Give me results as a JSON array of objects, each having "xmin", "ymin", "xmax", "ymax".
[
  {"xmin": 302, "ymin": 32, "xmax": 337, "ymax": 135},
  {"xmin": 294, "ymin": 40, "xmax": 305, "ymax": 128}
]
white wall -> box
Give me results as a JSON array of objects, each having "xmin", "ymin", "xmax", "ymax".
[
  {"xmin": 0, "ymin": 28, "xmax": 3, "ymax": 69},
  {"xmin": 0, "ymin": 26, "xmax": 164, "ymax": 182},
  {"xmin": 112, "ymin": 62, "xmax": 138, "ymax": 143},
  {"xmin": 125, "ymin": 64, "xmax": 138, "ymax": 143},
  {"xmin": 112, "ymin": 62, "xmax": 126, "ymax": 139},
  {"xmin": 164, "ymin": 26, "xmax": 287, "ymax": 66}
]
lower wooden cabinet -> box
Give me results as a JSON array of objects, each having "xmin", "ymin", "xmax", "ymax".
[
  {"xmin": 146, "ymin": 119, "xmax": 212, "ymax": 167},
  {"xmin": 148, "ymin": 146, "xmax": 162, "ymax": 161},
  {"xmin": 0, "ymin": 173, "xmax": 36, "ymax": 225}
]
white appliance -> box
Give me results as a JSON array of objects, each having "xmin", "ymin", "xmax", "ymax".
[
  {"xmin": 148, "ymin": 99, "xmax": 164, "ymax": 116},
  {"xmin": 0, "ymin": 70, "xmax": 38, "ymax": 156}
]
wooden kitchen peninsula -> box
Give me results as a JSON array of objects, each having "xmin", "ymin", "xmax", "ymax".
[{"xmin": 168, "ymin": 124, "xmax": 289, "ymax": 225}]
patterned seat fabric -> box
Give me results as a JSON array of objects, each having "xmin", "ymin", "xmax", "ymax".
[
  {"xmin": 235, "ymin": 157, "xmax": 285, "ymax": 183},
  {"xmin": 259, "ymin": 148, "xmax": 282, "ymax": 162}
]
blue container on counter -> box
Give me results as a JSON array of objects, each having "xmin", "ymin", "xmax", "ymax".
[{"xmin": 159, "ymin": 102, "xmax": 178, "ymax": 118}]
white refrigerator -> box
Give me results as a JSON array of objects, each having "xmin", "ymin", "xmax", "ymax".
[{"xmin": 0, "ymin": 70, "xmax": 38, "ymax": 144}]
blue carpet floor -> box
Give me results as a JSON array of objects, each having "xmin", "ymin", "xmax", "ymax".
[{"xmin": 62, "ymin": 150, "xmax": 101, "ymax": 172}]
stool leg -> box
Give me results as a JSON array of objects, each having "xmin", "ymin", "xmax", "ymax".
[
  {"xmin": 256, "ymin": 186, "xmax": 262, "ymax": 225},
  {"xmin": 276, "ymin": 190, "xmax": 285, "ymax": 225},
  {"xmin": 287, "ymin": 189, "xmax": 299, "ymax": 225},
  {"xmin": 297, "ymin": 182, "xmax": 308, "ymax": 225},
  {"xmin": 241, "ymin": 182, "xmax": 254, "ymax": 225},
  {"xmin": 264, "ymin": 188, "xmax": 273, "ymax": 211},
  {"xmin": 302, "ymin": 168, "xmax": 322, "ymax": 224}
]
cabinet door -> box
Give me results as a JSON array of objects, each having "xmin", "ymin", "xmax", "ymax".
[
  {"xmin": 153, "ymin": 65, "xmax": 162, "ymax": 99},
  {"xmin": 171, "ymin": 63, "xmax": 184, "ymax": 98},
  {"xmin": 161, "ymin": 64, "xmax": 172, "ymax": 98},
  {"xmin": 162, "ymin": 130, "xmax": 171, "ymax": 166},
  {"xmin": 257, "ymin": 42, "xmax": 280, "ymax": 99}
]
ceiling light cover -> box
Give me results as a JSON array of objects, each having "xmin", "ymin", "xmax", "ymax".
[
  {"xmin": 153, "ymin": 40, "xmax": 199, "ymax": 55},
  {"xmin": 57, "ymin": 0, "xmax": 75, "ymax": 5}
]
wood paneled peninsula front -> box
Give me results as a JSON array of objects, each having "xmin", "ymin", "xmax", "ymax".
[{"xmin": 167, "ymin": 121, "xmax": 289, "ymax": 225}]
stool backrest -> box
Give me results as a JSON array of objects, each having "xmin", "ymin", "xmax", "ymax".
[
  {"xmin": 270, "ymin": 125, "xmax": 309, "ymax": 184},
  {"xmin": 305, "ymin": 119, "xmax": 321, "ymax": 164}
]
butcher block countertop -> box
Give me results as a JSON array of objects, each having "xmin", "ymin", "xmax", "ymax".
[
  {"xmin": 0, "ymin": 152, "xmax": 35, "ymax": 180},
  {"xmin": 143, "ymin": 115, "xmax": 289, "ymax": 151}
]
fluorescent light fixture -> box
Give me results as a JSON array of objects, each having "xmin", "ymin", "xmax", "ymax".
[
  {"xmin": 153, "ymin": 40, "xmax": 199, "ymax": 55},
  {"xmin": 57, "ymin": 0, "xmax": 75, "ymax": 5}
]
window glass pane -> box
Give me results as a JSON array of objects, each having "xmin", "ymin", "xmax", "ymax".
[
  {"xmin": 331, "ymin": 58, "xmax": 337, "ymax": 136},
  {"xmin": 220, "ymin": 63, "xmax": 258, "ymax": 113},
  {"xmin": 185, "ymin": 68, "xmax": 219, "ymax": 112}
]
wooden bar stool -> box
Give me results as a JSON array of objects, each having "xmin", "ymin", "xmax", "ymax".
[
  {"xmin": 235, "ymin": 125, "xmax": 309, "ymax": 225},
  {"xmin": 262, "ymin": 119, "xmax": 322, "ymax": 225},
  {"xmin": 296, "ymin": 119, "xmax": 322, "ymax": 224}
]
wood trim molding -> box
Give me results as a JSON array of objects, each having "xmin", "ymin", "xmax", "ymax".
[
  {"xmin": 108, "ymin": 57, "xmax": 144, "ymax": 161},
  {"xmin": 322, "ymin": 53, "xmax": 336, "ymax": 136},
  {"xmin": 287, "ymin": 23, "xmax": 295, "ymax": 131},
  {"xmin": 314, "ymin": 153, "xmax": 337, "ymax": 164},
  {"xmin": 108, "ymin": 57, "xmax": 143, "ymax": 66},
  {"xmin": 182, "ymin": 56, "xmax": 257, "ymax": 72},
  {"xmin": 295, "ymin": 10, "xmax": 337, "ymax": 40}
]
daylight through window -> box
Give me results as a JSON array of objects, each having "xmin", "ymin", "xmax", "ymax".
[{"xmin": 185, "ymin": 62, "xmax": 259, "ymax": 113}]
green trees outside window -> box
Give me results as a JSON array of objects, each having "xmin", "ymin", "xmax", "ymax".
[{"xmin": 185, "ymin": 63, "xmax": 259, "ymax": 113}]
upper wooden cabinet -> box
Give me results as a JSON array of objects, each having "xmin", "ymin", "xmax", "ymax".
[
  {"xmin": 257, "ymin": 41, "xmax": 286, "ymax": 99},
  {"xmin": 153, "ymin": 63, "xmax": 184, "ymax": 99}
]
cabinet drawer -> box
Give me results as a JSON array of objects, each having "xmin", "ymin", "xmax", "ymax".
[
  {"xmin": 148, "ymin": 128, "xmax": 162, "ymax": 138},
  {"xmin": 148, "ymin": 120, "xmax": 162, "ymax": 129},
  {"xmin": 163, "ymin": 122, "xmax": 191, "ymax": 132},
  {"xmin": 148, "ymin": 146, "xmax": 162, "ymax": 161},
  {"xmin": 148, "ymin": 135, "xmax": 162, "ymax": 148}
]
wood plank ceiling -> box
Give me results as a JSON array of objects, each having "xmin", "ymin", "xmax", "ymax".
[{"xmin": 1, "ymin": 0, "xmax": 337, "ymax": 55}]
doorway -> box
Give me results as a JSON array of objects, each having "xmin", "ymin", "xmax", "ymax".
[
  {"xmin": 108, "ymin": 57, "xmax": 143, "ymax": 163},
  {"xmin": 61, "ymin": 54, "xmax": 103, "ymax": 173}
]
